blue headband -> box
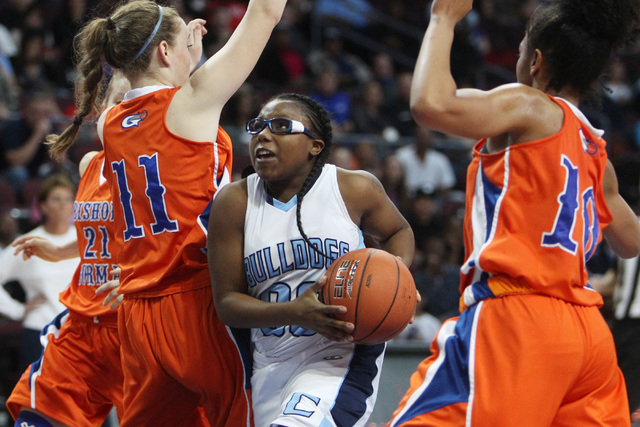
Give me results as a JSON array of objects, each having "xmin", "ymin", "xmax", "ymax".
[{"xmin": 131, "ymin": 4, "xmax": 163, "ymax": 64}]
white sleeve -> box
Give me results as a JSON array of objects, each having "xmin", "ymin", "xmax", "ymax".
[
  {"xmin": 0, "ymin": 284, "xmax": 25, "ymax": 321},
  {"xmin": 0, "ymin": 245, "xmax": 26, "ymax": 321}
]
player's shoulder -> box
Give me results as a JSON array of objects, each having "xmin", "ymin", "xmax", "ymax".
[
  {"xmin": 214, "ymin": 179, "xmax": 248, "ymax": 207},
  {"xmin": 336, "ymin": 167, "xmax": 385, "ymax": 196},
  {"xmin": 79, "ymin": 151, "xmax": 100, "ymax": 177}
]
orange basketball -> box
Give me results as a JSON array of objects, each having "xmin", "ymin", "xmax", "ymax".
[{"xmin": 322, "ymin": 248, "xmax": 417, "ymax": 345}]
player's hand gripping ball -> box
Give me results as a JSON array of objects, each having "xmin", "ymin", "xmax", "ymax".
[{"xmin": 322, "ymin": 248, "xmax": 417, "ymax": 345}]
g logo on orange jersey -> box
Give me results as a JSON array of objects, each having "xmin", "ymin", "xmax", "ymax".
[{"xmin": 122, "ymin": 110, "xmax": 149, "ymax": 129}]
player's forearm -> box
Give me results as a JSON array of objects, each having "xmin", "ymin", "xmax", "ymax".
[
  {"xmin": 380, "ymin": 226, "xmax": 415, "ymax": 268},
  {"xmin": 215, "ymin": 292, "xmax": 298, "ymax": 328},
  {"xmin": 410, "ymin": 15, "xmax": 458, "ymax": 126},
  {"xmin": 55, "ymin": 240, "xmax": 81, "ymax": 260}
]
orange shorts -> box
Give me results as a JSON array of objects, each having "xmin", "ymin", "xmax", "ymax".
[
  {"xmin": 6, "ymin": 310, "xmax": 123, "ymax": 427},
  {"xmin": 118, "ymin": 285, "xmax": 253, "ymax": 427},
  {"xmin": 389, "ymin": 294, "xmax": 630, "ymax": 427}
]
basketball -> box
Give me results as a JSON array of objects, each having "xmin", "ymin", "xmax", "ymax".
[{"xmin": 322, "ymin": 248, "xmax": 417, "ymax": 345}]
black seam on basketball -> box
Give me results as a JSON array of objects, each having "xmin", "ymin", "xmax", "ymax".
[
  {"xmin": 354, "ymin": 248, "xmax": 374, "ymax": 337},
  {"xmin": 359, "ymin": 253, "xmax": 401, "ymax": 342},
  {"xmin": 326, "ymin": 260, "xmax": 339, "ymax": 306}
]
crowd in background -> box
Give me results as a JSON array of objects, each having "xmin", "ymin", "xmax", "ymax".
[{"xmin": 0, "ymin": 0, "xmax": 640, "ymax": 417}]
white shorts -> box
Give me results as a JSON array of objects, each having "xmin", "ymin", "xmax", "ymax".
[{"xmin": 252, "ymin": 341, "xmax": 385, "ymax": 427}]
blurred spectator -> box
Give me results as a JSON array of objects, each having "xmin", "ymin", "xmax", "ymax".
[
  {"xmin": 311, "ymin": 67, "xmax": 354, "ymax": 134},
  {"xmin": 406, "ymin": 189, "xmax": 445, "ymax": 258},
  {"xmin": 370, "ymin": 52, "xmax": 397, "ymax": 106},
  {"xmin": 252, "ymin": 24, "xmax": 308, "ymax": 91},
  {"xmin": 379, "ymin": 154, "xmax": 409, "ymax": 214},
  {"xmin": 313, "ymin": 0, "xmax": 375, "ymax": 30},
  {"xmin": 330, "ymin": 145, "xmax": 357, "ymax": 170},
  {"xmin": 13, "ymin": 22, "xmax": 67, "ymax": 91},
  {"xmin": 412, "ymin": 235, "xmax": 461, "ymax": 322},
  {"xmin": 351, "ymin": 138, "xmax": 382, "ymax": 177},
  {"xmin": 0, "ymin": 84, "xmax": 68, "ymax": 197},
  {"xmin": 407, "ymin": 190, "xmax": 444, "ymax": 254},
  {"xmin": 306, "ymin": 27, "xmax": 372, "ymax": 88},
  {"xmin": 0, "ymin": 173, "xmax": 78, "ymax": 371},
  {"xmin": 604, "ymin": 58, "xmax": 634, "ymax": 107},
  {"xmin": 51, "ymin": 0, "xmax": 96, "ymax": 89},
  {"xmin": 351, "ymin": 80, "xmax": 392, "ymax": 135},
  {"xmin": 0, "ymin": 22, "xmax": 19, "ymax": 121},
  {"xmin": 395, "ymin": 126, "xmax": 456, "ymax": 197},
  {"xmin": 0, "ymin": 209, "xmax": 18, "ymax": 249},
  {"xmin": 384, "ymin": 71, "xmax": 414, "ymax": 137},
  {"xmin": 392, "ymin": 290, "xmax": 442, "ymax": 344}
]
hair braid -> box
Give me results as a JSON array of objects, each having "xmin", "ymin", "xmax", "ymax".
[{"xmin": 47, "ymin": 18, "xmax": 109, "ymax": 161}]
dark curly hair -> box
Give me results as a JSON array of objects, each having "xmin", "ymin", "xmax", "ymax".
[{"xmin": 525, "ymin": 0, "xmax": 640, "ymax": 96}]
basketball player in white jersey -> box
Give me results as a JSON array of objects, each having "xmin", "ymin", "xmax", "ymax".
[{"xmin": 207, "ymin": 93, "xmax": 415, "ymax": 426}]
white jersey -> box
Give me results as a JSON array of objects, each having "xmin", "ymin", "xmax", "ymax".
[
  {"xmin": 0, "ymin": 225, "xmax": 79, "ymax": 330},
  {"xmin": 244, "ymin": 164, "xmax": 364, "ymax": 359},
  {"xmin": 245, "ymin": 164, "xmax": 385, "ymax": 427}
]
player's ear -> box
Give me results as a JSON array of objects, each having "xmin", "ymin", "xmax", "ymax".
[
  {"xmin": 157, "ymin": 40, "xmax": 171, "ymax": 66},
  {"xmin": 310, "ymin": 139, "xmax": 325, "ymax": 157},
  {"xmin": 530, "ymin": 48, "xmax": 543, "ymax": 77}
]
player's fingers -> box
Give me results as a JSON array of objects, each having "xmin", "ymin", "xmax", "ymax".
[
  {"xmin": 321, "ymin": 303, "xmax": 347, "ymax": 315},
  {"xmin": 102, "ymin": 288, "xmax": 121, "ymax": 308},
  {"xmin": 309, "ymin": 276, "xmax": 327, "ymax": 291},
  {"xmin": 319, "ymin": 328, "xmax": 352, "ymax": 342},
  {"xmin": 109, "ymin": 294, "xmax": 124, "ymax": 310},
  {"xmin": 11, "ymin": 236, "xmax": 29, "ymax": 247},
  {"xmin": 331, "ymin": 319, "xmax": 354, "ymax": 333},
  {"xmin": 95, "ymin": 280, "xmax": 117, "ymax": 295}
]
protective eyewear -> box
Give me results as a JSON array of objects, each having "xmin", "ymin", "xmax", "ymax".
[{"xmin": 245, "ymin": 117, "xmax": 318, "ymax": 139}]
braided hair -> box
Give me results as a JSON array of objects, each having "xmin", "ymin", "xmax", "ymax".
[
  {"xmin": 525, "ymin": 0, "xmax": 640, "ymax": 96},
  {"xmin": 269, "ymin": 93, "xmax": 334, "ymax": 259},
  {"xmin": 47, "ymin": 1, "xmax": 180, "ymax": 161}
]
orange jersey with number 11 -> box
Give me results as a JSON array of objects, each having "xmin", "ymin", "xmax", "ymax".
[{"xmin": 102, "ymin": 87, "xmax": 232, "ymax": 297}]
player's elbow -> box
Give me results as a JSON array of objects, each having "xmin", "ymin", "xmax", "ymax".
[
  {"xmin": 615, "ymin": 241, "xmax": 640, "ymax": 259},
  {"xmin": 251, "ymin": 0, "xmax": 285, "ymax": 28},
  {"xmin": 410, "ymin": 96, "xmax": 447, "ymax": 129},
  {"xmin": 604, "ymin": 232, "xmax": 640, "ymax": 259}
]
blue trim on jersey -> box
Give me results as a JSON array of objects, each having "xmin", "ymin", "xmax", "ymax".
[
  {"xmin": 29, "ymin": 309, "xmax": 69, "ymax": 388},
  {"xmin": 394, "ymin": 305, "xmax": 479, "ymax": 424},
  {"xmin": 480, "ymin": 167, "xmax": 501, "ymax": 242},
  {"xmin": 230, "ymin": 327, "xmax": 253, "ymax": 390},
  {"xmin": 470, "ymin": 276, "xmax": 495, "ymax": 302},
  {"xmin": 266, "ymin": 191, "xmax": 298, "ymax": 212},
  {"xmin": 14, "ymin": 410, "xmax": 55, "ymax": 427},
  {"xmin": 199, "ymin": 198, "xmax": 213, "ymax": 233},
  {"xmin": 331, "ymin": 343, "xmax": 385, "ymax": 425}
]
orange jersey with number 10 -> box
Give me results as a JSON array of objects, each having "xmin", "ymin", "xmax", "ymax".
[
  {"xmin": 459, "ymin": 96, "xmax": 613, "ymax": 311},
  {"xmin": 102, "ymin": 87, "xmax": 232, "ymax": 297}
]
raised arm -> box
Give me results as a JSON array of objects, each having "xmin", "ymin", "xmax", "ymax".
[
  {"xmin": 411, "ymin": 0, "xmax": 556, "ymax": 143},
  {"xmin": 171, "ymin": 0, "xmax": 287, "ymax": 139},
  {"xmin": 207, "ymin": 181, "xmax": 353, "ymax": 341}
]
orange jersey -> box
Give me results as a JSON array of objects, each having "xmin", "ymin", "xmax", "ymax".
[
  {"xmin": 102, "ymin": 87, "xmax": 232, "ymax": 297},
  {"xmin": 59, "ymin": 151, "xmax": 118, "ymax": 319},
  {"xmin": 460, "ymin": 96, "xmax": 612, "ymax": 310}
]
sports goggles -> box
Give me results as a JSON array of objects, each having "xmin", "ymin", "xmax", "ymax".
[{"xmin": 245, "ymin": 117, "xmax": 318, "ymax": 139}]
